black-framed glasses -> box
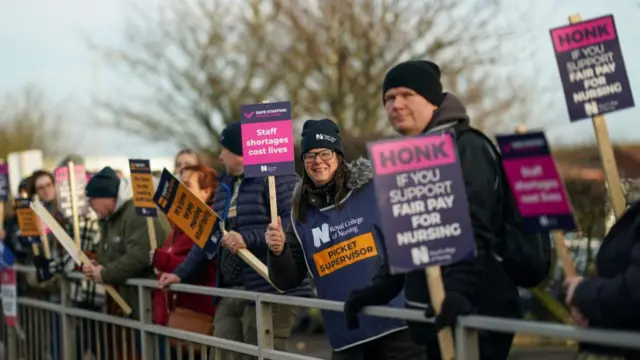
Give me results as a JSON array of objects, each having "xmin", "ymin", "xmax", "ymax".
[{"xmin": 304, "ymin": 150, "xmax": 335, "ymax": 163}]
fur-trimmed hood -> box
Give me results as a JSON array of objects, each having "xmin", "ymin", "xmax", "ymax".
[
  {"xmin": 292, "ymin": 157, "xmax": 373, "ymax": 200},
  {"xmin": 344, "ymin": 157, "xmax": 374, "ymax": 190}
]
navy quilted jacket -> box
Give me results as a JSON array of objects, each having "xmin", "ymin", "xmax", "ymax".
[{"xmin": 175, "ymin": 172, "xmax": 312, "ymax": 297}]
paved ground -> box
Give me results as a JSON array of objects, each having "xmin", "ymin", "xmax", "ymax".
[{"xmin": 286, "ymin": 334, "xmax": 577, "ymax": 360}]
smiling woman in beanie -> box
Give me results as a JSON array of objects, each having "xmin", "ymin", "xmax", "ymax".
[
  {"xmin": 265, "ymin": 119, "xmax": 426, "ymax": 360},
  {"xmin": 81, "ymin": 166, "xmax": 170, "ymax": 358}
]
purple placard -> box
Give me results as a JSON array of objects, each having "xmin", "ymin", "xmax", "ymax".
[
  {"xmin": 240, "ymin": 101, "xmax": 295, "ymax": 178},
  {"xmin": 496, "ymin": 132, "xmax": 576, "ymax": 232},
  {"xmin": 550, "ymin": 15, "xmax": 634, "ymax": 122},
  {"xmin": 0, "ymin": 164, "xmax": 8, "ymax": 202},
  {"xmin": 368, "ymin": 132, "xmax": 475, "ymax": 274}
]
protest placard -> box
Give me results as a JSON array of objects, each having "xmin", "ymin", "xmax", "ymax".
[
  {"xmin": 129, "ymin": 159, "xmax": 158, "ymax": 217},
  {"xmin": 551, "ymin": 13, "xmax": 630, "ymax": 219},
  {"xmin": 508, "ymin": 125, "xmax": 578, "ymax": 277},
  {"xmin": 0, "ymin": 242, "xmax": 17, "ymax": 327},
  {"xmin": 240, "ymin": 101, "xmax": 295, "ymax": 178},
  {"xmin": 369, "ymin": 132, "xmax": 472, "ymax": 360},
  {"xmin": 15, "ymin": 198, "xmax": 40, "ymax": 237},
  {"xmin": 129, "ymin": 159, "xmax": 159, "ymax": 249},
  {"xmin": 55, "ymin": 164, "xmax": 89, "ymax": 218},
  {"xmin": 368, "ymin": 133, "xmax": 475, "ymax": 272},
  {"xmin": 154, "ymin": 169, "xmax": 221, "ymax": 256},
  {"xmin": 153, "ymin": 169, "xmax": 273, "ymax": 282},
  {"xmin": 7, "ymin": 150, "xmax": 42, "ymax": 198},
  {"xmin": 496, "ymin": 132, "xmax": 576, "ymax": 232},
  {"xmin": 550, "ymin": 15, "xmax": 634, "ymax": 122}
]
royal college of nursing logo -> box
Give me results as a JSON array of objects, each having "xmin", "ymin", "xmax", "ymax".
[
  {"xmin": 312, "ymin": 223, "xmax": 330, "ymax": 247},
  {"xmin": 315, "ymin": 134, "xmax": 336, "ymax": 143}
]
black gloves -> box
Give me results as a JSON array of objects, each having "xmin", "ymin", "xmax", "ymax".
[
  {"xmin": 424, "ymin": 292, "xmax": 473, "ymax": 330},
  {"xmin": 344, "ymin": 286, "xmax": 388, "ymax": 330}
]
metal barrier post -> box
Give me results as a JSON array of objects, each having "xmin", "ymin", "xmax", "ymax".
[
  {"xmin": 7, "ymin": 326, "xmax": 17, "ymax": 359},
  {"xmin": 455, "ymin": 323, "xmax": 479, "ymax": 360},
  {"xmin": 60, "ymin": 278, "xmax": 75, "ymax": 359},
  {"xmin": 255, "ymin": 295, "xmax": 274, "ymax": 360},
  {"xmin": 138, "ymin": 285, "xmax": 154, "ymax": 358}
]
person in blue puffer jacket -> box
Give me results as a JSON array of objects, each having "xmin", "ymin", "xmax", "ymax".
[
  {"xmin": 266, "ymin": 119, "xmax": 426, "ymax": 360},
  {"xmin": 159, "ymin": 122, "xmax": 312, "ymax": 359}
]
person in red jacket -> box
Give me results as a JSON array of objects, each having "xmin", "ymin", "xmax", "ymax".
[{"xmin": 150, "ymin": 164, "xmax": 218, "ymax": 325}]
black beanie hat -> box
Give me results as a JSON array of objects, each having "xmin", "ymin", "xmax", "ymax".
[
  {"xmin": 300, "ymin": 119, "xmax": 344, "ymax": 158},
  {"xmin": 220, "ymin": 122, "xmax": 243, "ymax": 156},
  {"xmin": 86, "ymin": 167, "xmax": 120, "ymax": 198},
  {"xmin": 382, "ymin": 60, "xmax": 444, "ymax": 106}
]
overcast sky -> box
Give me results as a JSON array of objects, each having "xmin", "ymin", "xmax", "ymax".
[{"xmin": 0, "ymin": 0, "xmax": 638, "ymax": 158}]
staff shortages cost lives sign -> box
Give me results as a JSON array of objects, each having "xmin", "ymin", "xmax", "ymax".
[
  {"xmin": 550, "ymin": 14, "xmax": 634, "ymax": 121},
  {"xmin": 368, "ymin": 132, "xmax": 475, "ymax": 273}
]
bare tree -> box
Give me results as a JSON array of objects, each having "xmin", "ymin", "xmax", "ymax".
[
  {"xmin": 97, "ymin": 0, "xmax": 544, "ymax": 152},
  {"xmin": 0, "ymin": 86, "xmax": 70, "ymax": 159}
]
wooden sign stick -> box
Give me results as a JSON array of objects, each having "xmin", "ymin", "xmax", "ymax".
[
  {"xmin": 31, "ymin": 200, "xmax": 133, "ymax": 315},
  {"xmin": 515, "ymin": 125, "xmax": 577, "ymax": 277},
  {"xmin": 425, "ymin": 266, "xmax": 455, "ymax": 360},
  {"xmin": 217, "ymin": 217, "xmax": 282, "ymax": 293},
  {"xmin": 33, "ymin": 195, "xmax": 51, "ymax": 260},
  {"xmin": 567, "ymin": 14, "xmax": 626, "ymax": 219},
  {"xmin": 147, "ymin": 217, "xmax": 158, "ymax": 249},
  {"xmin": 260, "ymin": 100, "xmax": 280, "ymax": 226},
  {"xmin": 67, "ymin": 161, "xmax": 82, "ymax": 248}
]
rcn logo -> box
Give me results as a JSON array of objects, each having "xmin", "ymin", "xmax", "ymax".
[
  {"xmin": 312, "ymin": 223, "xmax": 330, "ymax": 247},
  {"xmin": 260, "ymin": 165, "xmax": 276, "ymax": 173},
  {"xmin": 315, "ymin": 133, "xmax": 336, "ymax": 143}
]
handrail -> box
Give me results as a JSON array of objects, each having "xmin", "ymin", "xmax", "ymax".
[{"xmin": 7, "ymin": 264, "xmax": 640, "ymax": 351}]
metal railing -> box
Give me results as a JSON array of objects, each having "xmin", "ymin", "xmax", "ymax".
[{"xmin": 1, "ymin": 264, "xmax": 640, "ymax": 360}]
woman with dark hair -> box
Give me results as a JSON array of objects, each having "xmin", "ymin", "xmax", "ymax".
[
  {"xmin": 173, "ymin": 148, "xmax": 201, "ymax": 176},
  {"xmin": 152, "ymin": 164, "xmax": 218, "ymax": 323},
  {"xmin": 28, "ymin": 170, "xmax": 56, "ymax": 207},
  {"xmin": 265, "ymin": 119, "xmax": 425, "ymax": 360}
]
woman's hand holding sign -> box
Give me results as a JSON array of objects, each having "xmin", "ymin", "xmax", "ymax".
[{"xmin": 265, "ymin": 217, "xmax": 285, "ymax": 256}]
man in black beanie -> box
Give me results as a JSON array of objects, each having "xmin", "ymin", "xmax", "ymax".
[
  {"xmin": 164, "ymin": 122, "xmax": 310, "ymax": 358},
  {"xmin": 345, "ymin": 60, "xmax": 524, "ymax": 360},
  {"xmin": 81, "ymin": 166, "xmax": 170, "ymax": 324}
]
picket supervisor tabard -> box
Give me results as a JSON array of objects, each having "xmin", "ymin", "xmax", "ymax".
[
  {"xmin": 550, "ymin": 14, "xmax": 634, "ymax": 122},
  {"xmin": 368, "ymin": 132, "xmax": 475, "ymax": 274},
  {"xmin": 240, "ymin": 101, "xmax": 296, "ymax": 178}
]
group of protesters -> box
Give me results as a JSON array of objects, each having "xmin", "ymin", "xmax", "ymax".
[{"xmin": 2, "ymin": 60, "xmax": 638, "ymax": 360}]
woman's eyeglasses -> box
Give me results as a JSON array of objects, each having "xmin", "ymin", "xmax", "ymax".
[{"xmin": 304, "ymin": 150, "xmax": 335, "ymax": 163}]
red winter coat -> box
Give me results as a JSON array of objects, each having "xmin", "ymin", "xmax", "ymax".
[{"xmin": 152, "ymin": 227, "xmax": 217, "ymax": 325}]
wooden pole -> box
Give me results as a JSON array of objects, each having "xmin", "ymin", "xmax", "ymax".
[
  {"xmin": 426, "ymin": 266, "xmax": 455, "ymax": 360},
  {"xmin": 33, "ymin": 195, "xmax": 51, "ymax": 260},
  {"xmin": 67, "ymin": 161, "xmax": 82, "ymax": 248},
  {"xmin": 568, "ymin": 14, "xmax": 626, "ymax": 219}
]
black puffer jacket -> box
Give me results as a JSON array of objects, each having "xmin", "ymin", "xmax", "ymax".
[{"xmin": 572, "ymin": 201, "xmax": 640, "ymax": 359}]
